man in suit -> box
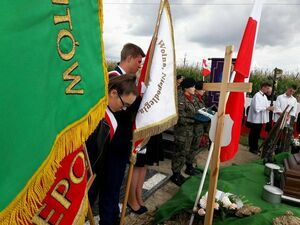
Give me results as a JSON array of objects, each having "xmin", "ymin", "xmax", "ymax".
[
  {"xmin": 99, "ymin": 43, "xmax": 145, "ymax": 225},
  {"xmin": 109, "ymin": 43, "xmax": 145, "ymax": 78}
]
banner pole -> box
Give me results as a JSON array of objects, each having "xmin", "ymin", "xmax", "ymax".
[
  {"xmin": 87, "ymin": 201, "xmax": 95, "ymax": 225},
  {"xmin": 120, "ymin": 155, "xmax": 135, "ymax": 225},
  {"xmin": 189, "ymin": 142, "xmax": 214, "ymax": 225},
  {"xmin": 120, "ymin": 2, "xmax": 165, "ymax": 224},
  {"xmin": 83, "ymin": 143, "xmax": 96, "ymax": 225},
  {"xmin": 144, "ymin": 0, "xmax": 165, "ymax": 86}
]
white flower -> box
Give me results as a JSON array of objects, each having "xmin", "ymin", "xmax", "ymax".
[
  {"xmin": 198, "ymin": 208, "xmax": 206, "ymax": 216},
  {"xmin": 214, "ymin": 202, "xmax": 219, "ymax": 210},
  {"xmin": 235, "ymin": 198, "xmax": 244, "ymax": 209},
  {"xmin": 229, "ymin": 203, "xmax": 237, "ymax": 210},
  {"xmin": 221, "ymin": 196, "xmax": 232, "ymax": 208},
  {"xmin": 199, "ymin": 196, "xmax": 207, "ymax": 209}
]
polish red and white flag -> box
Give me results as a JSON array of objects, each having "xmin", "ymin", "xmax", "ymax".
[{"xmin": 220, "ymin": 0, "xmax": 264, "ymax": 162}]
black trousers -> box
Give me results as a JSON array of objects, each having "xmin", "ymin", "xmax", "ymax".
[
  {"xmin": 248, "ymin": 123, "xmax": 263, "ymax": 152},
  {"xmin": 99, "ymin": 150, "xmax": 128, "ymax": 225}
]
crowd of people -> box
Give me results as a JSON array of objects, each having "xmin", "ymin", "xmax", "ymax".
[
  {"xmin": 86, "ymin": 43, "xmax": 211, "ymax": 225},
  {"xmin": 85, "ymin": 41, "xmax": 298, "ymax": 225},
  {"xmin": 246, "ymin": 83, "xmax": 298, "ymax": 155}
]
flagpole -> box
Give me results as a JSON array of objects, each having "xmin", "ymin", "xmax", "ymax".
[
  {"xmin": 144, "ymin": 0, "xmax": 166, "ymax": 86},
  {"xmin": 119, "ymin": 1, "xmax": 166, "ymax": 225},
  {"xmin": 87, "ymin": 201, "xmax": 96, "ymax": 225},
  {"xmin": 120, "ymin": 157, "xmax": 135, "ymax": 225},
  {"xmin": 189, "ymin": 142, "xmax": 214, "ymax": 225},
  {"xmin": 83, "ymin": 143, "xmax": 96, "ymax": 225}
]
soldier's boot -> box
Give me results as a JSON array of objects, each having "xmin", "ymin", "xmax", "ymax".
[
  {"xmin": 184, "ymin": 163, "xmax": 200, "ymax": 176},
  {"xmin": 170, "ymin": 172, "xmax": 186, "ymax": 186}
]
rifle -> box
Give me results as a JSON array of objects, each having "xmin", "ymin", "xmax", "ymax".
[
  {"xmin": 260, "ymin": 105, "xmax": 292, "ymax": 163},
  {"xmin": 265, "ymin": 68, "xmax": 282, "ymax": 132}
]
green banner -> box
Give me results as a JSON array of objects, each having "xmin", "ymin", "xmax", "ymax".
[{"xmin": 0, "ymin": 0, "xmax": 107, "ymax": 221}]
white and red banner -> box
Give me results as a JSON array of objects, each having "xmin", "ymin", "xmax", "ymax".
[
  {"xmin": 133, "ymin": 0, "xmax": 177, "ymax": 149},
  {"xmin": 220, "ymin": 0, "xmax": 264, "ymax": 161}
]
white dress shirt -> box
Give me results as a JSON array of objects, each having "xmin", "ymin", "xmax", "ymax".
[
  {"xmin": 273, "ymin": 93, "xmax": 297, "ymax": 122},
  {"xmin": 247, "ymin": 91, "xmax": 270, "ymax": 124},
  {"xmin": 118, "ymin": 65, "xmax": 126, "ymax": 75}
]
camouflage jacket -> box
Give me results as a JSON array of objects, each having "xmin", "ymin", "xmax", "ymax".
[
  {"xmin": 177, "ymin": 93, "xmax": 197, "ymax": 125},
  {"xmin": 193, "ymin": 94, "xmax": 206, "ymax": 111}
]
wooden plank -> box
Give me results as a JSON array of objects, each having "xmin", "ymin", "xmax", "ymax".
[
  {"xmin": 203, "ymin": 81, "xmax": 252, "ymax": 93},
  {"xmin": 203, "ymin": 83, "xmax": 221, "ymax": 91}
]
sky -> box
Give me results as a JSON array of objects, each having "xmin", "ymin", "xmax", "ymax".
[{"xmin": 102, "ymin": 0, "xmax": 300, "ymax": 73}]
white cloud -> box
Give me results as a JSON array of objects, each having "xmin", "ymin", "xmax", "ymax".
[{"xmin": 103, "ymin": 0, "xmax": 300, "ymax": 72}]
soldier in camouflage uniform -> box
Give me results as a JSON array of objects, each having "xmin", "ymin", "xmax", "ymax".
[
  {"xmin": 171, "ymin": 78, "xmax": 197, "ymax": 186},
  {"xmin": 187, "ymin": 81, "xmax": 207, "ymax": 175}
]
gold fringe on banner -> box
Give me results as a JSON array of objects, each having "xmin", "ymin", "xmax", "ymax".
[
  {"xmin": 132, "ymin": 115, "xmax": 178, "ymax": 143},
  {"xmin": 0, "ymin": 0, "xmax": 108, "ymax": 224},
  {"xmin": 0, "ymin": 96, "xmax": 107, "ymax": 225}
]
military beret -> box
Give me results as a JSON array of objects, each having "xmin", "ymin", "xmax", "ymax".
[
  {"xmin": 181, "ymin": 78, "xmax": 196, "ymax": 89},
  {"xmin": 195, "ymin": 81, "xmax": 204, "ymax": 90}
]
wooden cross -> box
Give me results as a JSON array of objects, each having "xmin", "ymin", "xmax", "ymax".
[{"xmin": 201, "ymin": 45, "xmax": 252, "ymax": 225}]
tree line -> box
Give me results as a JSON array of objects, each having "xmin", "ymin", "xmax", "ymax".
[{"xmin": 107, "ymin": 60, "xmax": 300, "ymax": 97}]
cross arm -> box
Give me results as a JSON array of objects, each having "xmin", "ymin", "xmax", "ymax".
[{"xmin": 203, "ymin": 82, "xmax": 252, "ymax": 93}]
